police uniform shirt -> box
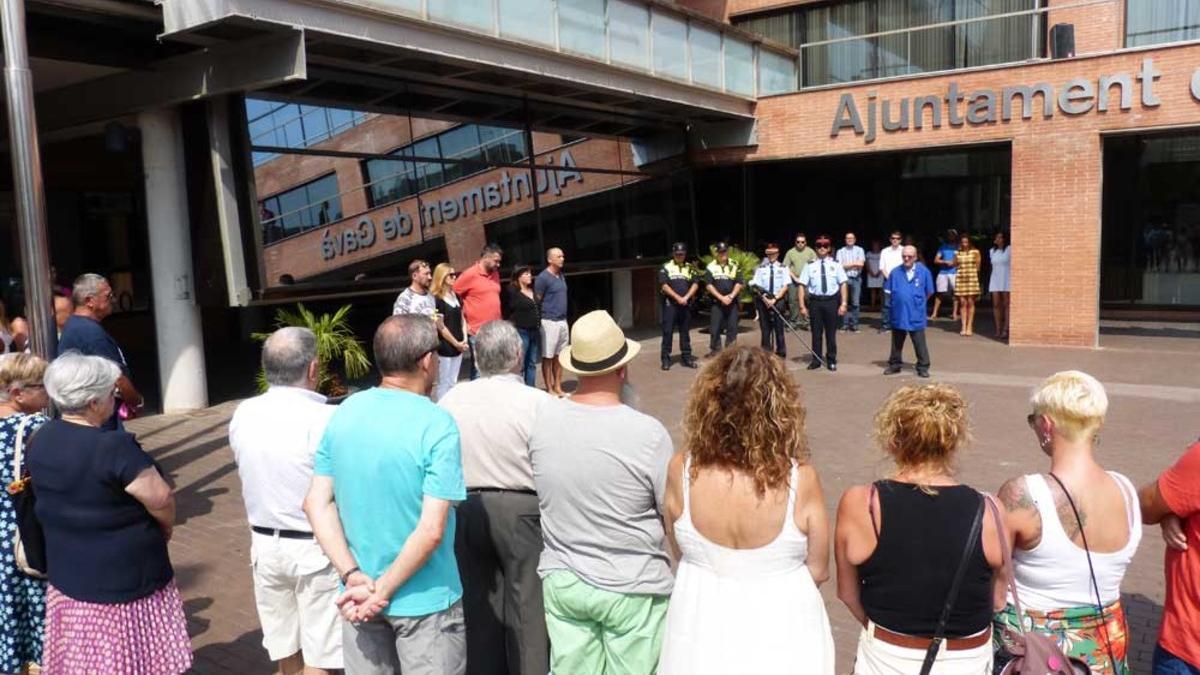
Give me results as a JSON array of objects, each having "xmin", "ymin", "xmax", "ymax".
[
  {"xmin": 798, "ymin": 257, "xmax": 849, "ymax": 297},
  {"xmin": 658, "ymin": 260, "xmax": 697, "ymax": 298},
  {"xmin": 751, "ymin": 260, "xmax": 789, "ymax": 296},
  {"xmin": 705, "ymin": 259, "xmax": 740, "ymax": 296}
]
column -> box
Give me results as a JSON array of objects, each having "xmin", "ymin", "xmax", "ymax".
[
  {"xmin": 612, "ymin": 269, "xmax": 633, "ymax": 328},
  {"xmin": 139, "ymin": 109, "xmax": 209, "ymax": 412}
]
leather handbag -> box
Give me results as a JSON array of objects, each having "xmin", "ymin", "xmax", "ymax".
[{"xmin": 7, "ymin": 415, "xmax": 47, "ymax": 578}]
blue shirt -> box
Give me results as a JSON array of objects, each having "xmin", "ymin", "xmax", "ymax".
[
  {"xmin": 936, "ymin": 245, "xmax": 958, "ymax": 275},
  {"xmin": 534, "ymin": 268, "xmax": 568, "ymax": 320},
  {"xmin": 314, "ymin": 387, "xmax": 466, "ymax": 617},
  {"xmin": 798, "ymin": 257, "xmax": 848, "ymax": 297},
  {"xmin": 750, "ymin": 260, "xmax": 790, "ymax": 296},
  {"xmin": 885, "ymin": 263, "xmax": 935, "ymax": 331},
  {"xmin": 57, "ymin": 315, "xmax": 131, "ymax": 430}
]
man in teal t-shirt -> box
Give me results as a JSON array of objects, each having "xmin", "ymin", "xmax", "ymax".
[{"xmin": 305, "ymin": 314, "xmax": 467, "ymax": 674}]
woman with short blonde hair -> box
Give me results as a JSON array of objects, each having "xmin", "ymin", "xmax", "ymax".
[
  {"xmin": 836, "ymin": 384, "xmax": 1004, "ymax": 674},
  {"xmin": 657, "ymin": 346, "xmax": 834, "ymax": 674},
  {"xmin": 995, "ymin": 371, "xmax": 1140, "ymax": 674}
]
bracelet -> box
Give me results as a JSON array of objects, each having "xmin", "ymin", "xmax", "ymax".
[{"xmin": 340, "ymin": 566, "xmax": 361, "ymax": 585}]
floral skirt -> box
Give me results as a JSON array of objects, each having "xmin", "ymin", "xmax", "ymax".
[
  {"xmin": 993, "ymin": 601, "xmax": 1129, "ymax": 675},
  {"xmin": 42, "ymin": 581, "xmax": 193, "ymax": 674}
]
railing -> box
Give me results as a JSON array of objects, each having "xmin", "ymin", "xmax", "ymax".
[{"xmin": 347, "ymin": 0, "xmax": 799, "ymax": 97}]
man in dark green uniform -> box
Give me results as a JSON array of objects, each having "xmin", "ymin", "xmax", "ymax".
[
  {"xmin": 704, "ymin": 242, "xmax": 742, "ymax": 357},
  {"xmin": 658, "ymin": 242, "xmax": 699, "ymax": 370}
]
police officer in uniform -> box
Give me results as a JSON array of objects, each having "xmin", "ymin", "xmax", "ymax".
[
  {"xmin": 704, "ymin": 242, "xmax": 743, "ymax": 357},
  {"xmin": 750, "ymin": 242, "xmax": 790, "ymax": 358},
  {"xmin": 659, "ymin": 242, "xmax": 699, "ymax": 370},
  {"xmin": 798, "ymin": 234, "xmax": 848, "ymax": 371}
]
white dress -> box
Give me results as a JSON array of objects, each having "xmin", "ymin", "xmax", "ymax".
[
  {"xmin": 658, "ymin": 458, "xmax": 835, "ymax": 675},
  {"xmin": 866, "ymin": 252, "xmax": 884, "ymax": 289},
  {"xmin": 989, "ymin": 247, "xmax": 1011, "ymax": 292}
]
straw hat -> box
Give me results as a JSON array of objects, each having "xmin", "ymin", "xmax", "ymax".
[{"xmin": 559, "ymin": 310, "xmax": 640, "ymax": 376}]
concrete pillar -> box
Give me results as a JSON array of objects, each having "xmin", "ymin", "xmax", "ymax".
[
  {"xmin": 139, "ymin": 109, "xmax": 209, "ymax": 412},
  {"xmin": 612, "ymin": 269, "xmax": 633, "ymax": 329}
]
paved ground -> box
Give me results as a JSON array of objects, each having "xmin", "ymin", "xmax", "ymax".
[{"xmin": 131, "ymin": 313, "xmax": 1199, "ymax": 673}]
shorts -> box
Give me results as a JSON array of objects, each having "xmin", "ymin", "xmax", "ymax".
[
  {"xmin": 541, "ymin": 319, "xmax": 569, "ymax": 358},
  {"xmin": 250, "ymin": 532, "xmax": 343, "ymax": 668},
  {"xmin": 936, "ymin": 273, "xmax": 957, "ymax": 294},
  {"xmin": 342, "ymin": 601, "xmax": 466, "ymax": 675}
]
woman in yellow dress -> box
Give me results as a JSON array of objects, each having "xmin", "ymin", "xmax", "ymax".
[{"xmin": 953, "ymin": 233, "xmax": 981, "ymax": 336}]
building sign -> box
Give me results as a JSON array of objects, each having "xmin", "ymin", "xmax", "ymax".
[
  {"xmin": 320, "ymin": 150, "xmax": 583, "ymax": 261},
  {"xmin": 830, "ymin": 58, "xmax": 1200, "ymax": 143}
]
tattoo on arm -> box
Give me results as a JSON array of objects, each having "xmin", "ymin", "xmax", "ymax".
[
  {"xmin": 998, "ymin": 478, "xmax": 1035, "ymax": 512},
  {"xmin": 999, "ymin": 477, "xmax": 1043, "ymax": 548}
]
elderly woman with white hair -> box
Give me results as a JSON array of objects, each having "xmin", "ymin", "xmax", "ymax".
[
  {"xmin": 994, "ymin": 371, "xmax": 1142, "ymax": 674},
  {"xmin": 28, "ymin": 352, "xmax": 192, "ymax": 673}
]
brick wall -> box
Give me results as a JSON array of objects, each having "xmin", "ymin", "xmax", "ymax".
[{"xmin": 1047, "ymin": 0, "xmax": 1124, "ymax": 57}]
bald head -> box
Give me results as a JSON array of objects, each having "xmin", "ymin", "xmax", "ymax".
[
  {"xmin": 902, "ymin": 245, "xmax": 919, "ymax": 269},
  {"xmin": 547, "ymin": 247, "xmax": 564, "ymax": 270},
  {"xmin": 262, "ymin": 326, "xmax": 317, "ymax": 388}
]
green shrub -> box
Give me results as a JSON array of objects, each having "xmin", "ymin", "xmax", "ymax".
[{"xmin": 251, "ymin": 303, "xmax": 371, "ymax": 396}]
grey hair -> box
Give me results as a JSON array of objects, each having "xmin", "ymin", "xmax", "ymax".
[
  {"xmin": 373, "ymin": 314, "xmax": 438, "ymax": 375},
  {"xmin": 262, "ymin": 327, "xmax": 317, "ymax": 387},
  {"xmin": 71, "ymin": 273, "xmax": 108, "ymax": 307},
  {"xmin": 44, "ymin": 351, "xmax": 120, "ymax": 413},
  {"xmin": 474, "ymin": 321, "xmax": 522, "ymax": 377}
]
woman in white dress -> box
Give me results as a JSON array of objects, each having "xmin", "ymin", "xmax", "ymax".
[
  {"xmin": 989, "ymin": 232, "xmax": 1012, "ymax": 339},
  {"xmin": 658, "ymin": 346, "xmax": 834, "ymax": 675},
  {"xmin": 865, "ymin": 239, "xmax": 884, "ymax": 309}
]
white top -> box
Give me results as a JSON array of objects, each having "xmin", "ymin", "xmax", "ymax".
[
  {"xmin": 1011, "ymin": 472, "xmax": 1142, "ymax": 611},
  {"xmin": 438, "ymin": 372, "xmax": 550, "ymax": 491},
  {"xmin": 392, "ymin": 287, "xmax": 437, "ymax": 317},
  {"xmin": 657, "ymin": 457, "xmax": 834, "ymax": 674},
  {"xmin": 880, "ymin": 245, "xmax": 904, "ymax": 279},
  {"xmin": 989, "ymin": 247, "xmax": 1011, "ymax": 292},
  {"xmin": 229, "ymin": 386, "xmax": 337, "ymax": 532}
]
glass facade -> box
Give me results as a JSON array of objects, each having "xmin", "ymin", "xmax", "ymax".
[
  {"xmin": 1125, "ymin": 0, "xmax": 1200, "ymax": 47},
  {"xmin": 260, "ymin": 174, "xmax": 344, "ymax": 244},
  {"xmin": 246, "ymin": 99, "xmax": 368, "ymax": 165},
  {"xmin": 734, "ymin": 0, "xmax": 1037, "ymax": 87}
]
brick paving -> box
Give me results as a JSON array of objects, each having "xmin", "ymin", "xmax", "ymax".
[{"xmin": 129, "ymin": 316, "xmax": 1198, "ymax": 674}]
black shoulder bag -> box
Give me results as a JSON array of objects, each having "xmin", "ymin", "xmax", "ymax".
[{"xmin": 919, "ymin": 492, "xmax": 986, "ymax": 675}]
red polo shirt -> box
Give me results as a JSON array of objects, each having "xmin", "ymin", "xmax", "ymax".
[
  {"xmin": 1158, "ymin": 440, "xmax": 1200, "ymax": 668},
  {"xmin": 452, "ymin": 262, "xmax": 501, "ymax": 335}
]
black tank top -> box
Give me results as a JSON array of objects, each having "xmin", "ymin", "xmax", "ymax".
[{"xmin": 858, "ymin": 480, "xmax": 993, "ymax": 637}]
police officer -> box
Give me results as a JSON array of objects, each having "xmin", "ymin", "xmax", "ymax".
[
  {"xmin": 704, "ymin": 242, "xmax": 743, "ymax": 357},
  {"xmin": 659, "ymin": 242, "xmax": 699, "ymax": 370},
  {"xmin": 749, "ymin": 242, "xmax": 790, "ymax": 358},
  {"xmin": 798, "ymin": 234, "xmax": 848, "ymax": 371}
]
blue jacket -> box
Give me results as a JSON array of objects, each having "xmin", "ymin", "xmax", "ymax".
[{"xmin": 885, "ymin": 263, "xmax": 935, "ymax": 331}]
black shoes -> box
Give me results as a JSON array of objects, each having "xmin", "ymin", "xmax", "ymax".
[
  {"xmin": 883, "ymin": 366, "xmax": 901, "ymax": 375},
  {"xmin": 806, "ymin": 360, "xmax": 822, "ymax": 371},
  {"xmin": 827, "ymin": 361, "xmax": 837, "ymax": 372},
  {"xmin": 661, "ymin": 360, "xmax": 671, "ymax": 371},
  {"xmin": 682, "ymin": 359, "xmax": 699, "ymax": 369},
  {"xmin": 704, "ymin": 350, "xmax": 720, "ymax": 359},
  {"xmin": 917, "ymin": 370, "xmax": 931, "ymax": 378}
]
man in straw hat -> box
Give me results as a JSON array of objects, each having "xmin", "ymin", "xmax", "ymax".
[{"xmin": 529, "ymin": 310, "xmax": 675, "ymax": 675}]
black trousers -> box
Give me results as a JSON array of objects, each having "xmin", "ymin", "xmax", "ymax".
[
  {"xmin": 709, "ymin": 300, "xmax": 739, "ymax": 351},
  {"xmin": 661, "ymin": 301, "xmax": 692, "ymax": 362},
  {"xmin": 889, "ymin": 329, "xmax": 931, "ymax": 373},
  {"xmin": 756, "ymin": 297, "xmax": 786, "ymax": 356},
  {"xmin": 454, "ymin": 491, "xmax": 549, "ymax": 675},
  {"xmin": 809, "ymin": 295, "xmax": 839, "ymax": 363}
]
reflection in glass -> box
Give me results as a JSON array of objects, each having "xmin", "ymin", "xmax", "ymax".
[
  {"xmin": 558, "ymin": 0, "xmax": 606, "ymax": 60},
  {"xmin": 758, "ymin": 49, "xmax": 797, "ymax": 95},
  {"xmin": 609, "ymin": 0, "xmax": 650, "ymax": 70},
  {"xmin": 429, "ymin": 0, "xmax": 494, "ymax": 32},
  {"xmin": 1125, "ymin": 0, "xmax": 1200, "ymax": 47},
  {"xmin": 723, "ymin": 37, "xmax": 754, "ymax": 95},
  {"xmin": 260, "ymin": 173, "xmax": 344, "ymax": 244},
  {"xmin": 651, "ymin": 11, "xmax": 688, "ymax": 80},
  {"xmin": 689, "ymin": 24, "xmax": 723, "ymax": 89},
  {"xmin": 499, "ymin": 0, "xmax": 554, "ymax": 45}
]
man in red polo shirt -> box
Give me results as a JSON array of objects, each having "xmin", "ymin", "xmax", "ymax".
[
  {"xmin": 453, "ymin": 243, "xmax": 503, "ymax": 379},
  {"xmin": 1140, "ymin": 438, "xmax": 1200, "ymax": 675}
]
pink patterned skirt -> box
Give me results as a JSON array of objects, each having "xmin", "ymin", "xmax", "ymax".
[{"xmin": 42, "ymin": 581, "xmax": 193, "ymax": 674}]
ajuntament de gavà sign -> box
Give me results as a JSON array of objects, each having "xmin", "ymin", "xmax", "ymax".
[
  {"xmin": 832, "ymin": 58, "xmax": 1200, "ymax": 143},
  {"xmin": 321, "ymin": 150, "xmax": 584, "ymax": 261}
]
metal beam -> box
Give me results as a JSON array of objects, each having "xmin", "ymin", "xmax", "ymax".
[
  {"xmin": 36, "ymin": 29, "xmax": 306, "ymax": 132},
  {"xmin": 206, "ymin": 96, "xmax": 253, "ymax": 306}
]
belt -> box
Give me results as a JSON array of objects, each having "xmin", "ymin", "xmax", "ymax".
[
  {"xmin": 810, "ymin": 294, "xmax": 839, "ymax": 301},
  {"xmin": 251, "ymin": 526, "xmax": 314, "ymax": 539},
  {"xmin": 467, "ymin": 487, "xmax": 537, "ymax": 496},
  {"xmin": 871, "ymin": 625, "xmax": 990, "ymax": 652}
]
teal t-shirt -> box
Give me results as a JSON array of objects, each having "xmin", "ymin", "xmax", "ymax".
[{"xmin": 314, "ymin": 387, "xmax": 466, "ymax": 617}]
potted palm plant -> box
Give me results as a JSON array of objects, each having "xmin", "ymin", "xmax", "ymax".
[{"xmin": 252, "ymin": 303, "xmax": 371, "ymax": 401}]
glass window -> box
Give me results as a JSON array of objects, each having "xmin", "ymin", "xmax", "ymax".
[
  {"xmin": 480, "ymin": 125, "xmax": 527, "ymax": 164},
  {"xmin": 260, "ymin": 173, "xmax": 343, "ymax": 243},
  {"xmin": 412, "ymin": 137, "xmax": 445, "ymax": 192},
  {"xmin": 559, "ymin": 0, "xmax": 607, "ymax": 60},
  {"xmin": 429, "ymin": 0, "xmax": 494, "ymax": 32},
  {"xmin": 438, "ymin": 125, "xmax": 485, "ymax": 183},
  {"xmin": 758, "ymin": 49, "xmax": 797, "ymax": 95},
  {"xmin": 734, "ymin": 10, "xmax": 801, "ymax": 49},
  {"xmin": 689, "ymin": 24, "xmax": 723, "ymax": 89},
  {"xmin": 246, "ymin": 98, "xmax": 367, "ymax": 165},
  {"xmin": 724, "ymin": 37, "xmax": 755, "ymax": 95},
  {"xmin": 1126, "ymin": 0, "xmax": 1200, "ymax": 47},
  {"xmin": 651, "ymin": 11, "xmax": 688, "ymax": 80},
  {"xmin": 609, "ymin": 0, "xmax": 650, "ymax": 71},
  {"xmin": 499, "ymin": 0, "xmax": 554, "ymax": 45}
]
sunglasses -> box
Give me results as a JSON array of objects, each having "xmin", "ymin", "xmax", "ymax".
[{"xmin": 447, "ymin": 272, "xmax": 458, "ymax": 278}]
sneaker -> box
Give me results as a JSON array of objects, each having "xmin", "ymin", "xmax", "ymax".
[
  {"xmin": 883, "ymin": 366, "xmax": 902, "ymax": 375},
  {"xmin": 849, "ymin": 326, "xmax": 861, "ymax": 333}
]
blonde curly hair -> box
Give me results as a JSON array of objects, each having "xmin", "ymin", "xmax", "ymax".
[
  {"xmin": 873, "ymin": 383, "xmax": 970, "ymax": 474},
  {"xmin": 682, "ymin": 346, "xmax": 808, "ymax": 495}
]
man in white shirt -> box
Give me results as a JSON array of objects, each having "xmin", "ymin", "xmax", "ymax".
[
  {"xmin": 228, "ymin": 327, "xmax": 341, "ymax": 675},
  {"xmin": 878, "ymin": 230, "xmax": 905, "ymax": 333},
  {"xmin": 392, "ymin": 259, "xmax": 436, "ymax": 317},
  {"xmin": 438, "ymin": 320, "xmax": 551, "ymax": 675}
]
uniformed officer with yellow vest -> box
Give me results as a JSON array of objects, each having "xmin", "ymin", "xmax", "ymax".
[
  {"xmin": 704, "ymin": 242, "xmax": 743, "ymax": 357},
  {"xmin": 658, "ymin": 242, "xmax": 699, "ymax": 370}
]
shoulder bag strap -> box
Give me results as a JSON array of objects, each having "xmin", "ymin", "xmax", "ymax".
[
  {"xmin": 984, "ymin": 493, "xmax": 1031, "ymax": 633},
  {"xmin": 13, "ymin": 415, "xmax": 31, "ymax": 478},
  {"xmin": 1047, "ymin": 472, "xmax": 1119, "ymax": 671},
  {"xmin": 919, "ymin": 493, "xmax": 986, "ymax": 675}
]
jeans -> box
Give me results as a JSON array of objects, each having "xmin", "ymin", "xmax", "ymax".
[
  {"xmin": 468, "ymin": 334, "xmax": 479, "ymax": 380},
  {"xmin": 881, "ymin": 290, "xmax": 892, "ymax": 330},
  {"xmin": 843, "ymin": 276, "xmax": 862, "ymax": 329},
  {"xmin": 516, "ymin": 326, "xmax": 541, "ymax": 387},
  {"xmin": 1155, "ymin": 645, "xmax": 1200, "ymax": 675}
]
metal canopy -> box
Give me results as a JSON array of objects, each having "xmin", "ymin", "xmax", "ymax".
[{"xmin": 159, "ymin": 0, "xmax": 760, "ymax": 140}]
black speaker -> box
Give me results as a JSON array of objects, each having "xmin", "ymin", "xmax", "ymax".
[{"xmin": 1050, "ymin": 23, "xmax": 1075, "ymax": 59}]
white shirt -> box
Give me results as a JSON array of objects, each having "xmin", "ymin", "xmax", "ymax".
[
  {"xmin": 438, "ymin": 372, "xmax": 551, "ymax": 491},
  {"xmin": 229, "ymin": 386, "xmax": 337, "ymax": 531},
  {"xmin": 836, "ymin": 245, "xmax": 866, "ymax": 278},
  {"xmin": 880, "ymin": 245, "xmax": 904, "ymax": 280},
  {"xmin": 392, "ymin": 287, "xmax": 437, "ymax": 317}
]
